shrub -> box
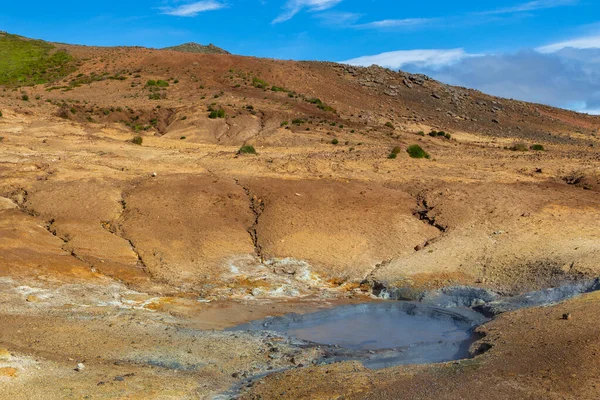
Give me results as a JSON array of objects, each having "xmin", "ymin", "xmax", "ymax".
[
  {"xmin": 385, "ymin": 122, "xmax": 394, "ymax": 129},
  {"xmin": 208, "ymin": 109, "xmax": 226, "ymax": 119},
  {"xmin": 437, "ymin": 131, "xmax": 446, "ymax": 137},
  {"xmin": 146, "ymin": 80, "xmax": 157, "ymax": 86},
  {"xmin": 292, "ymin": 118, "xmax": 305, "ymax": 125},
  {"xmin": 388, "ymin": 153, "xmax": 397, "ymax": 159},
  {"xmin": 429, "ymin": 131, "xmax": 438, "ymax": 137},
  {"xmin": 252, "ymin": 77, "xmax": 268, "ymax": 89},
  {"xmin": 280, "ymin": 121, "xmax": 288, "ymax": 127},
  {"xmin": 21, "ymin": 94, "xmax": 29, "ymax": 101},
  {"xmin": 238, "ymin": 145, "xmax": 257, "ymax": 155},
  {"xmin": 445, "ymin": 133, "xmax": 452, "ymax": 139},
  {"xmin": 530, "ymin": 144, "xmax": 545, "ymax": 151},
  {"xmin": 331, "ymin": 138, "xmax": 339, "ymax": 145},
  {"xmin": 417, "ymin": 131, "xmax": 425, "ymax": 136},
  {"xmin": 148, "ymin": 93, "xmax": 161, "ymax": 100},
  {"xmin": 510, "ymin": 142, "xmax": 529, "ymax": 152},
  {"xmin": 391, "ymin": 146, "xmax": 402, "ymax": 155},
  {"xmin": 407, "ymin": 144, "xmax": 430, "ymax": 159},
  {"xmin": 180, "ymin": 136, "xmax": 186, "ymax": 140},
  {"xmin": 131, "ymin": 136, "xmax": 143, "ymax": 145}
]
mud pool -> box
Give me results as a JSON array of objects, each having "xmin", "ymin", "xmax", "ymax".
[{"xmin": 231, "ymin": 302, "xmax": 488, "ymax": 369}]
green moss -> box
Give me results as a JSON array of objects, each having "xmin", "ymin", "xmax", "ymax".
[{"xmin": 0, "ymin": 33, "xmax": 76, "ymax": 87}]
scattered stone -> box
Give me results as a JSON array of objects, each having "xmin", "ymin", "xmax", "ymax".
[
  {"xmin": 114, "ymin": 376, "xmax": 125, "ymax": 381},
  {"xmin": 75, "ymin": 363, "xmax": 85, "ymax": 372},
  {"xmin": 25, "ymin": 295, "xmax": 39, "ymax": 303},
  {"xmin": 492, "ymin": 118, "xmax": 500, "ymax": 124},
  {"xmin": 431, "ymin": 93, "xmax": 441, "ymax": 99},
  {"xmin": 152, "ymin": 172, "xmax": 157, "ymax": 177},
  {"xmin": 562, "ymin": 313, "xmax": 572, "ymax": 320}
]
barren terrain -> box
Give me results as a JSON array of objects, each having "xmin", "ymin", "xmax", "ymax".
[{"xmin": 0, "ymin": 33, "xmax": 599, "ymax": 399}]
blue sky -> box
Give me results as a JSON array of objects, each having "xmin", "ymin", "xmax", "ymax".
[{"xmin": 3, "ymin": 0, "xmax": 600, "ymax": 112}]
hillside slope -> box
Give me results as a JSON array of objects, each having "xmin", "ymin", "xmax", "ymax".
[
  {"xmin": 0, "ymin": 33, "xmax": 599, "ymax": 399},
  {"xmin": 162, "ymin": 42, "xmax": 230, "ymax": 54}
]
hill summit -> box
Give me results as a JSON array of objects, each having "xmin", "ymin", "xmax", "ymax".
[{"xmin": 162, "ymin": 42, "xmax": 230, "ymax": 54}]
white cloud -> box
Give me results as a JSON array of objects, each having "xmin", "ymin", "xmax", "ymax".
[
  {"xmin": 537, "ymin": 34, "xmax": 600, "ymax": 53},
  {"xmin": 273, "ymin": 0, "xmax": 343, "ymax": 24},
  {"xmin": 478, "ymin": 0, "xmax": 577, "ymax": 15},
  {"xmin": 161, "ymin": 1, "xmax": 225, "ymax": 17},
  {"xmin": 315, "ymin": 11, "xmax": 362, "ymax": 27},
  {"xmin": 342, "ymin": 48, "xmax": 478, "ymax": 69},
  {"xmin": 354, "ymin": 18, "xmax": 435, "ymax": 29}
]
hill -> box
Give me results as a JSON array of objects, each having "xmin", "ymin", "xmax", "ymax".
[
  {"xmin": 0, "ymin": 33, "xmax": 599, "ymax": 399},
  {"xmin": 162, "ymin": 42, "xmax": 230, "ymax": 54}
]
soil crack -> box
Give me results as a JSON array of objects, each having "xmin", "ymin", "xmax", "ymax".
[
  {"xmin": 361, "ymin": 258, "xmax": 393, "ymax": 286},
  {"xmin": 234, "ymin": 179, "xmax": 265, "ymax": 261},
  {"xmin": 415, "ymin": 197, "xmax": 447, "ymax": 233}
]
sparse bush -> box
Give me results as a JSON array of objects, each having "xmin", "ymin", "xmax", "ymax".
[
  {"xmin": 417, "ymin": 131, "xmax": 425, "ymax": 136},
  {"xmin": 180, "ymin": 136, "xmax": 186, "ymax": 140},
  {"xmin": 131, "ymin": 136, "xmax": 143, "ymax": 145},
  {"xmin": 292, "ymin": 118, "xmax": 305, "ymax": 125},
  {"xmin": 388, "ymin": 153, "xmax": 397, "ymax": 159},
  {"xmin": 385, "ymin": 122, "xmax": 394, "ymax": 129},
  {"xmin": 407, "ymin": 144, "xmax": 430, "ymax": 159},
  {"xmin": 21, "ymin": 94, "xmax": 29, "ymax": 101},
  {"xmin": 437, "ymin": 131, "xmax": 446, "ymax": 137},
  {"xmin": 331, "ymin": 138, "xmax": 339, "ymax": 145},
  {"xmin": 280, "ymin": 121, "xmax": 288, "ymax": 127},
  {"xmin": 510, "ymin": 142, "xmax": 529, "ymax": 152},
  {"xmin": 252, "ymin": 77, "xmax": 268, "ymax": 89},
  {"xmin": 429, "ymin": 131, "xmax": 438, "ymax": 137},
  {"xmin": 208, "ymin": 108, "xmax": 226, "ymax": 119},
  {"xmin": 445, "ymin": 133, "xmax": 452, "ymax": 139},
  {"xmin": 148, "ymin": 93, "xmax": 161, "ymax": 100},
  {"xmin": 391, "ymin": 146, "xmax": 402, "ymax": 155},
  {"xmin": 238, "ymin": 145, "xmax": 257, "ymax": 155},
  {"xmin": 530, "ymin": 144, "xmax": 545, "ymax": 151}
]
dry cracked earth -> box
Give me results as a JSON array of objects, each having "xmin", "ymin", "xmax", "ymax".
[{"xmin": 0, "ymin": 39, "xmax": 600, "ymax": 399}]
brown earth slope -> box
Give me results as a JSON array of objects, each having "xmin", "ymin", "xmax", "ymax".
[{"xmin": 0, "ymin": 34, "xmax": 599, "ymax": 399}]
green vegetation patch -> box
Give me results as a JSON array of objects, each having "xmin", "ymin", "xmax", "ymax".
[
  {"xmin": 208, "ymin": 108, "xmax": 226, "ymax": 119},
  {"xmin": 530, "ymin": 144, "xmax": 545, "ymax": 151},
  {"xmin": 238, "ymin": 145, "xmax": 257, "ymax": 155},
  {"xmin": 407, "ymin": 144, "xmax": 430, "ymax": 159},
  {"xmin": 0, "ymin": 33, "xmax": 76, "ymax": 87}
]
